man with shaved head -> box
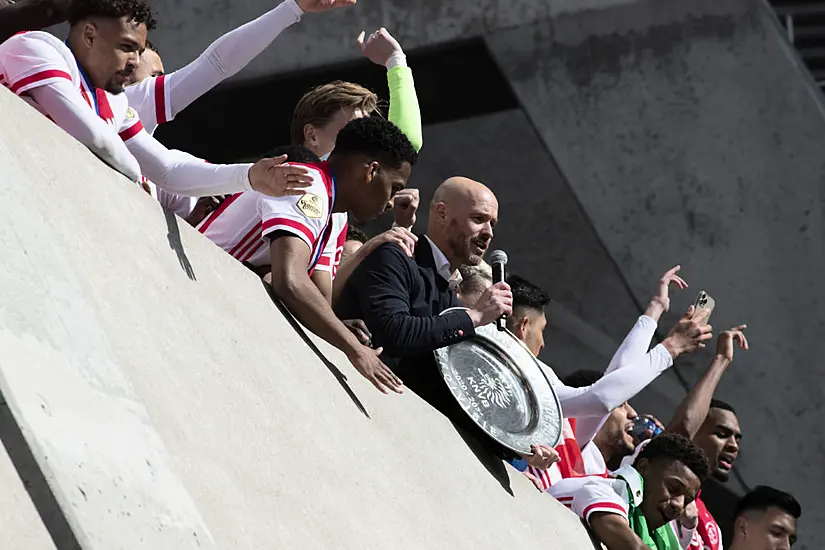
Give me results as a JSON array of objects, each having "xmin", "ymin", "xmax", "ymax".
[{"xmin": 336, "ymin": 176, "xmax": 560, "ymax": 468}]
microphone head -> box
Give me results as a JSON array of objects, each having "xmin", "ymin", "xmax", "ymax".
[{"xmin": 489, "ymin": 249, "xmax": 508, "ymax": 266}]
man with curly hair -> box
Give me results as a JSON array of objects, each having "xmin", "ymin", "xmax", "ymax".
[
  {"xmin": 119, "ymin": 0, "xmax": 354, "ymax": 223},
  {"xmin": 572, "ymin": 433, "xmax": 709, "ymax": 550},
  {"xmin": 199, "ymin": 116, "xmax": 417, "ymax": 395},
  {"xmin": 0, "ymin": 0, "xmax": 300, "ymax": 200}
]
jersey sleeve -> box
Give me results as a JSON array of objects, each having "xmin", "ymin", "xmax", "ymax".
[
  {"xmin": 259, "ymin": 166, "xmax": 329, "ymax": 251},
  {"xmin": 571, "ymin": 478, "xmax": 630, "ymax": 524},
  {"xmin": 0, "ymin": 32, "xmax": 73, "ymax": 96},
  {"xmin": 315, "ymin": 216, "xmax": 347, "ymax": 276},
  {"xmin": 123, "ymin": 75, "xmax": 170, "ymax": 135}
]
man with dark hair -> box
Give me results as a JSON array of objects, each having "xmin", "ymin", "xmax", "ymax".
[
  {"xmin": 292, "ymin": 28, "xmax": 423, "ymax": 302},
  {"xmin": 663, "ymin": 327, "xmax": 748, "ymax": 550},
  {"xmin": 572, "ymin": 433, "xmax": 709, "ymax": 549},
  {"xmin": 502, "ymin": 268, "xmax": 713, "ymax": 493},
  {"xmin": 119, "ymin": 0, "xmax": 353, "ymax": 221},
  {"xmin": 506, "ymin": 274, "xmax": 550, "ymax": 357},
  {"xmin": 0, "ymin": 0, "xmax": 70, "ymax": 44},
  {"xmin": 563, "ymin": 369, "xmax": 638, "ymax": 472},
  {"xmin": 200, "ymin": 116, "xmax": 416, "ymax": 395},
  {"xmin": 730, "ymin": 486, "xmax": 800, "ymax": 550},
  {"xmin": 0, "ymin": 0, "xmax": 295, "ymax": 199}
]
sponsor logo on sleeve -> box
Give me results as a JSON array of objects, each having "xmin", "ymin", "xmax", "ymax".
[{"xmin": 296, "ymin": 193, "xmax": 323, "ymax": 219}]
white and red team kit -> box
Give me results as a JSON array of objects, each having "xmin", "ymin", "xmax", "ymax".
[
  {"xmin": 0, "ymin": 31, "xmax": 145, "ymax": 139},
  {"xmin": 197, "ymin": 162, "xmax": 347, "ymax": 277}
]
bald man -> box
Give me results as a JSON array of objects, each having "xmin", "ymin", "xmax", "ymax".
[{"xmin": 335, "ymin": 177, "xmax": 560, "ymax": 468}]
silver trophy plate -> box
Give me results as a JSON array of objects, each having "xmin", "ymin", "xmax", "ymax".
[{"xmin": 434, "ymin": 308, "xmax": 563, "ymax": 454}]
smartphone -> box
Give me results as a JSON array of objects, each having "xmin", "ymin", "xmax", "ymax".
[
  {"xmin": 631, "ymin": 417, "xmax": 663, "ymax": 442},
  {"xmin": 693, "ymin": 290, "xmax": 716, "ymax": 324}
]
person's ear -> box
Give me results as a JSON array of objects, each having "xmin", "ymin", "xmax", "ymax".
[
  {"xmin": 734, "ymin": 516, "xmax": 748, "ymax": 541},
  {"xmin": 635, "ymin": 457, "xmax": 649, "ymax": 475},
  {"xmin": 517, "ymin": 315, "xmax": 530, "ymax": 339},
  {"xmin": 303, "ymin": 123, "xmax": 318, "ymax": 149},
  {"xmin": 367, "ymin": 161, "xmax": 380, "ymax": 183},
  {"xmin": 434, "ymin": 202, "xmax": 448, "ymax": 222},
  {"xmin": 82, "ymin": 22, "xmax": 97, "ymax": 49}
]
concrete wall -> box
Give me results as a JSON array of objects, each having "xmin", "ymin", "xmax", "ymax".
[
  {"xmin": 0, "ymin": 87, "xmax": 597, "ymax": 548},
  {"xmin": 146, "ymin": 0, "xmax": 645, "ymax": 81},
  {"xmin": 485, "ymin": 0, "xmax": 825, "ymax": 546}
]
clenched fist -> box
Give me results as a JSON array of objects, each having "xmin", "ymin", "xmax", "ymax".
[{"xmin": 467, "ymin": 281, "xmax": 512, "ymax": 328}]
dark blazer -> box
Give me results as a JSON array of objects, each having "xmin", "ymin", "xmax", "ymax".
[{"xmin": 335, "ymin": 236, "xmax": 515, "ymax": 459}]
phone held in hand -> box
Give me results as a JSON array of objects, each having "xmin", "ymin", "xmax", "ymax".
[
  {"xmin": 693, "ymin": 290, "xmax": 715, "ymax": 325},
  {"xmin": 631, "ymin": 417, "xmax": 663, "ymax": 442}
]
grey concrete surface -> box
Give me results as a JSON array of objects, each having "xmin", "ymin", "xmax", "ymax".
[
  {"xmin": 143, "ymin": 0, "xmax": 644, "ymax": 82},
  {"xmin": 0, "ymin": 89, "xmax": 216, "ymax": 549},
  {"xmin": 487, "ymin": 0, "xmax": 825, "ymax": 546},
  {"xmin": 0, "ymin": 436, "xmax": 57, "ymax": 550},
  {"xmin": 0, "ymin": 88, "xmax": 597, "ymax": 548}
]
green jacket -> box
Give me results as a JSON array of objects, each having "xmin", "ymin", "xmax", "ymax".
[{"xmin": 613, "ymin": 466, "xmax": 682, "ymax": 550}]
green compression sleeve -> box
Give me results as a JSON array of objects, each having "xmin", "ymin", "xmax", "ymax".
[{"xmin": 387, "ymin": 65, "xmax": 423, "ymax": 152}]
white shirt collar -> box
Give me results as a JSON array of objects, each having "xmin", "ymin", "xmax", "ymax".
[
  {"xmin": 613, "ymin": 464, "xmax": 645, "ymax": 506},
  {"xmin": 424, "ymin": 236, "xmax": 462, "ymax": 288}
]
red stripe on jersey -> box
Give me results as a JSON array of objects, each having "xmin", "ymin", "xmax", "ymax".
[
  {"xmin": 119, "ymin": 121, "xmax": 144, "ymax": 142},
  {"xmin": 80, "ymin": 86, "xmax": 92, "ymax": 108},
  {"xmin": 198, "ymin": 193, "xmax": 241, "ymax": 234},
  {"xmin": 95, "ymin": 88, "xmax": 114, "ymax": 121},
  {"xmin": 316, "ymin": 255, "xmax": 332, "ymax": 267},
  {"xmin": 155, "ymin": 75, "xmax": 167, "ymax": 124},
  {"xmin": 262, "ymin": 217, "xmax": 314, "ymax": 245},
  {"xmin": 240, "ymin": 240, "xmax": 266, "ymax": 263},
  {"xmin": 583, "ymin": 502, "xmax": 627, "ymax": 519},
  {"xmin": 10, "ymin": 69, "xmax": 72, "ymax": 94},
  {"xmin": 229, "ymin": 222, "xmax": 262, "ymax": 259}
]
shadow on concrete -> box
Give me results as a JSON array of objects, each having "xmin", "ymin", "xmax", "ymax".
[
  {"xmin": 164, "ymin": 210, "xmax": 196, "ymax": 281},
  {"xmin": 0, "ymin": 395, "xmax": 81, "ymax": 549},
  {"xmin": 451, "ymin": 423, "xmax": 514, "ymax": 495},
  {"xmin": 264, "ymin": 284, "xmax": 370, "ymax": 419}
]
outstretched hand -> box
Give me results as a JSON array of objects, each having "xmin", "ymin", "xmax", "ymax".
[
  {"xmin": 646, "ymin": 265, "xmax": 688, "ymax": 319},
  {"xmin": 524, "ymin": 444, "xmax": 561, "ymax": 470},
  {"xmin": 716, "ymin": 325, "xmax": 749, "ymax": 362},
  {"xmin": 297, "ymin": 0, "xmax": 356, "ymax": 13},
  {"xmin": 347, "ymin": 345, "xmax": 404, "ymax": 395},
  {"xmin": 248, "ymin": 155, "xmax": 314, "ymax": 198}
]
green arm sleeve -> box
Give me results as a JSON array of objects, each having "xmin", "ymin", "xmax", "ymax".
[{"xmin": 387, "ymin": 65, "xmax": 423, "ymax": 152}]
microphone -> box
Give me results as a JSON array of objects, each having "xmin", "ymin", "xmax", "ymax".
[{"xmin": 489, "ymin": 249, "xmax": 508, "ymax": 331}]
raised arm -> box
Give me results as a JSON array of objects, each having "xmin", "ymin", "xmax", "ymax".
[
  {"xmin": 667, "ymin": 324, "xmax": 748, "ymax": 438},
  {"xmin": 123, "ymin": 127, "xmax": 311, "ymax": 198},
  {"xmin": 269, "ymin": 234, "xmax": 403, "ymax": 395},
  {"xmin": 29, "ymin": 81, "xmax": 142, "ymax": 181},
  {"xmin": 357, "ymin": 27, "xmax": 422, "ymax": 152}
]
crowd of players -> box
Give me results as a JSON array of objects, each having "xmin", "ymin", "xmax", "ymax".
[{"xmin": 0, "ymin": 0, "xmax": 803, "ymax": 548}]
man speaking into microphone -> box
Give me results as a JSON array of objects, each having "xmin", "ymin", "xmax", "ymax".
[{"xmin": 336, "ymin": 177, "xmax": 560, "ymax": 468}]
